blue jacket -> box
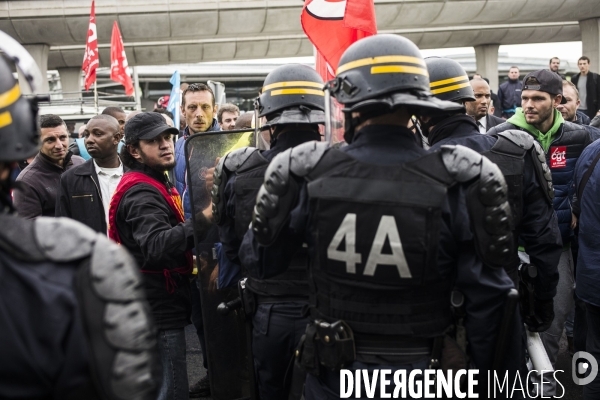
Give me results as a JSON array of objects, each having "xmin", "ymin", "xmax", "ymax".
[
  {"xmin": 174, "ymin": 119, "xmax": 220, "ymax": 219},
  {"xmin": 574, "ymin": 139, "xmax": 600, "ymax": 306},
  {"xmin": 489, "ymin": 120, "xmax": 592, "ymax": 246},
  {"xmin": 497, "ymin": 79, "xmax": 522, "ymax": 113}
]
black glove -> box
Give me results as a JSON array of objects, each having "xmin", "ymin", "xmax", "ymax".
[{"xmin": 524, "ymin": 298, "xmax": 554, "ymax": 332}]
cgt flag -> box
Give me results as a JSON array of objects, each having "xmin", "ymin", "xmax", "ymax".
[
  {"xmin": 166, "ymin": 71, "xmax": 181, "ymax": 130},
  {"xmin": 82, "ymin": 0, "xmax": 99, "ymax": 91},
  {"xmin": 301, "ymin": 0, "xmax": 377, "ymax": 81},
  {"xmin": 110, "ymin": 21, "xmax": 134, "ymax": 96}
]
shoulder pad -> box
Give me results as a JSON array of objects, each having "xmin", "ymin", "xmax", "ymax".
[
  {"xmin": 252, "ymin": 141, "xmax": 328, "ymax": 246},
  {"xmin": 212, "ymin": 147, "xmax": 260, "ymax": 224},
  {"xmin": 290, "ymin": 141, "xmax": 329, "ymax": 177},
  {"xmin": 440, "ymin": 145, "xmax": 484, "ymax": 183},
  {"xmin": 0, "ymin": 214, "xmax": 45, "ymax": 262},
  {"xmin": 77, "ymin": 235, "xmax": 159, "ymax": 399},
  {"xmin": 496, "ymin": 130, "xmax": 534, "ymax": 151},
  {"xmin": 35, "ymin": 217, "xmax": 98, "ymax": 262},
  {"xmin": 441, "ymin": 145, "xmax": 514, "ymax": 269},
  {"xmin": 531, "ymin": 140, "xmax": 555, "ymax": 204}
]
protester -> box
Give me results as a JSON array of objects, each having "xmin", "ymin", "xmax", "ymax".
[
  {"xmin": 571, "ymin": 56, "xmax": 600, "ymax": 119},
  {"xmin": 217, "ymin": 103, "xmax": 239, "ymax": 130},
  {"xmin": 56, "ymin": 115, "xmax": 125, "ymax": 234},
  {"xmin": 13, "ymin": 114, "xmax": 84, "ymax": 218},
  {"xmin": 498, "ymin": 66, "xmax": 522, "ymax": 118},
  {"xmin": 109, "ymin": 112, "xmax": 212, "ymax": 400},
  {"xmin": 489, "ymin": 69, "xmax": 593, "ymax": 396}
]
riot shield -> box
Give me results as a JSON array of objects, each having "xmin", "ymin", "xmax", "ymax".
[{"xmin": 185, "ymin": 129, "xmax": 255, "ymax": 400}]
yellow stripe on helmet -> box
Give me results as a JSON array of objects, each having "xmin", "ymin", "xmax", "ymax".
[
  {"xmin": 337, "ymin": 55, "xmax": 426, "ymax": 74},
  {"xmin": 0, "ymin": 84, "xmax": 21, "ymax": 109},
  {"xmin": 262, "ymin": 81, "xmax": 323, "ymax": 92},
  {"xmin": 430, "ymin": 82, "xmax": 471, "ymax": 95},
  {"xmin": 270, "ymin": 89, "xmax": 325, "ymax": 97},
  {"xmin": 371, "ymin": 65, "xmax": 429, "ymax": 76},
  {"xmin": 430, "ymin": 76, "xmax": 469, "ymax": 89},
  {"xmin": 0, "ymin": 111, "xmax": 13, "ymax": 129}
]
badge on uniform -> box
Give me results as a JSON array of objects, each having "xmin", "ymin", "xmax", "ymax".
[{"xmin": 550, "ymin": 146, "xmax": 567, "ymax": 168}]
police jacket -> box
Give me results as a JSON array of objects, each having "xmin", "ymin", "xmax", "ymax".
[
  {"xmin": 489, "ymin": 120, "xmax": 592, "ymax": 247},
  {"xmin": 55, "ymin": 158, "xmax": 128, "ymax": 234},
  {"xmin": 174, "ymin": 120, "xmax": 221, "ymax": 219},
  {"xmin": 0, "ymin": 213, "xmax": 159, "ymax": 400},
  {"xmin": 497, "ymin": 79, "xmax": 522, "ymax": 112},
  {"xmin": 429, "ymin": 114, "xmax": 561, "ymax": 300},
  {"xmin": 571, "ymin": 72, "xmax": 600, "ymax": 118},
  {"xmin": 573, "ymin": 139, "xmax": 600, "ymax": 307},
  {"xmin": 240, "ymin": 126, "xmax": 521, "ymax": 377},
  {"xmin": 113, "ymin": 161, "xmax": 200, "ymax": 330},
  {"xmin": 218, "ymin": 130, "xmax": 321, "ymax": 265},
  {"xmin": 13, "ymin": 151, "xmax": 84, "ymax": 219}
]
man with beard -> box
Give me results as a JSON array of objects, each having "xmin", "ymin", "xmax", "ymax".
[
  {"xmin": 489, "ymin": 69, "xmax": 593, "ymax": 397},
  {"xmin": 465, "ymin": 77, "xmax": 505, "ymax": 133},
  {"xmin": 109, "ymin": 112, "xmax": 213, "ymax": 400},
  {"xmin": 56, "ymin": 115, "xmax": 125, "ymax": 234}
]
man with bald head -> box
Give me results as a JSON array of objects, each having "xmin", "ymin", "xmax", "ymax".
[
  {"xmin": 465, "ymin": 78, "xmax": 505, "ymax": 133},
  {"xmin": 56, "ymin": 114, "xmax": 126, "ymax": 234}
]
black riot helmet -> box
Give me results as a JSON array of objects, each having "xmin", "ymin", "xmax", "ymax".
[
  {"xmin": 0, "ymin": 31, "xmax": 43, "ymax": 162},
  {"xmin": 255, "ymin": 64, "xmax": 325, "ymax": 128},
  {"xmin": 425, "ymin": 57, "xmax": 475, "ymax": 103},
  {"xmin": 326, "ymin": 34, "xmax": 464, "ymax": 142}
]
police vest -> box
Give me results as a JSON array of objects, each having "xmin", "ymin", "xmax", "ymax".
[
  {"xmin": 253, "ymin": 141, "xmax": 513, "ymax": 344},
  {"xmin": 214, "ymin": 147, "xmax": 309, "ymax": 300},
  {"xmin": 304, "ymin": 148, "xmax": 453, "ymax": 339}
]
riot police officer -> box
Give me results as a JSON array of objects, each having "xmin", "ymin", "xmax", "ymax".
[
  {"xmin": 0, "ymin": 32, "xmax": 159, "ymax": 400},
  {"xmin": 212, "ymin": 64, "xmax": 325, "ymax": 398},
  {"xmin": 423, "ymin": 57, "xmax": 561, "ymax": 333},
  {"xmin": 240, "ymin": 34, "xmax": 522, "ymax": 399}
]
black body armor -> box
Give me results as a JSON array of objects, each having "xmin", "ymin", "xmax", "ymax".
[
  {"xmin": 214, "ymin": 147, "xmax": 309, "ymax": 302},
  {"xmin": 253, "ymin": 141, "xmax": 513, "ymax": 355}
]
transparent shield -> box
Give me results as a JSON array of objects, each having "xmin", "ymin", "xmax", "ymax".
[
  {"xmin": 324, "ymin": 85, "xmax": 346, "ymax": 146},
  {"xmin": 185, "ymin": 129, "xmax": 254, "ymax": 400}
]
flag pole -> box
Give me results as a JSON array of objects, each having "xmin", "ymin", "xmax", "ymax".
[{"xmin": 94, "ymin": 79, "xmax": 99, "ymax": 114}]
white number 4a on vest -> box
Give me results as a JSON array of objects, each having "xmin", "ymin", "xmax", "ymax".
[{"xmin": 327, "ymin": 213, "xmax": 412, "ymax": 278}]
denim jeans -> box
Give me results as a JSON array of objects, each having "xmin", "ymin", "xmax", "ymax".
[{"xmin": 157, "ymin": 329, "xmax": 189, "ymax": 400}]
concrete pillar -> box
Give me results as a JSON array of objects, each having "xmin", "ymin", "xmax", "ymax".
[
  {"xmin": 580, "ymin": 18, "xmax": 600, "ymax": 72},
  {"xmin": 474, "ymin": 44, "xmax": 500, "ymax": 92},
  {"xmin": 17, "ymin": 44, "xmax": 50, "ymax": 94},
  {"xmin": 58, "ymin": 67, "xmax": 82, "ymax": 98}
]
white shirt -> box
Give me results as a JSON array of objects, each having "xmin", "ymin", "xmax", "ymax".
[
  {"xmin": 93, "ymin": 160, "xmax": 124, "ymax": 232},
  {"xmin": 477, "ymin": 116, "xmax": 487, "ymax": 134}
]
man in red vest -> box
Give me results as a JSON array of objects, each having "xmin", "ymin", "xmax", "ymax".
[{"xmin": 109, "ymin": 112, "xmax": 212, "ymax": 400}]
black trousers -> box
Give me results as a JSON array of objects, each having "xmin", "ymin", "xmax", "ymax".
[{"xmin": 252, "ymin": 302, "xmax": 308, "ymax": 399}]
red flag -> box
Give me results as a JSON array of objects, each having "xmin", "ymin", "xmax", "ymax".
[
  {"xmin": 110, "ymin": 21, "xmax": 134, "ymax": 96},
  {"xmin": 82, "ymin": 0, "xmax": 99, "ymax": 91},
  {"xmin": 301, "ymin": 0, "xmax": 377, "ymax": 80}
]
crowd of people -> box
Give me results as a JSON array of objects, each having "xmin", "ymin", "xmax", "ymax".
[{"xmin": 3, "ymin": 32, "xmax": 600, "ymax": 400}]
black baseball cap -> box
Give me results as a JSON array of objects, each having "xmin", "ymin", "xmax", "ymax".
[
  {"xmin": 521, "ymin": 70, "xmax": 567, "ymax": 104},
  {"xmin": 124, "ymin": 112, "xmax": 180, "ymax": 144}
]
